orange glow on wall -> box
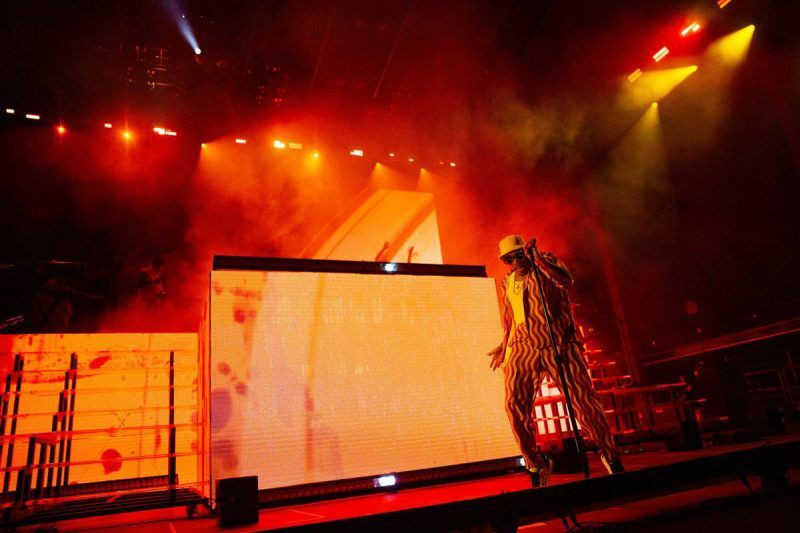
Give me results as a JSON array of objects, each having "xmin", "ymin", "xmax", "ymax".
[{"xmin": 208, "ymin": 270, "xmax": 518, "ymax": 491}]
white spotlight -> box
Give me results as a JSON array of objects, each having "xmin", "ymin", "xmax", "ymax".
[
  {"xmin": 374, "ymin": 475, "xmax": 397, "ymax": 488},
  {"xmin": 382, "ymin": 263, "xmax": 398, "ymax": 273},
  {"xmin": 194, "ymin": 47, "xmax": 202, "ymax": 55},
  {"xmin": 5, "ymin": 108, "xmax": 14, "ymax": 114}
]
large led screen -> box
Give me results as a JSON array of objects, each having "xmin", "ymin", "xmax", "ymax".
[{"xmin": 209, "ymin": 269, "xmax": 519, "ymax": 491}]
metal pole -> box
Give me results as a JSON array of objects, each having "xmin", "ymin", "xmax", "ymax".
[
  {"xmin": 528, "ymin": 244, "xmax": 589, "ymax": 478},
  {"xmin": 62, "ymin": 354, "xmax": 77, "ymax": 488},
  {"xmin": 4, "ymin": 354, "xmax": 24, "ymax": 494},
  {"xmin": 168, "ymin": 350, "xmax": 176, "ymax": 503}
]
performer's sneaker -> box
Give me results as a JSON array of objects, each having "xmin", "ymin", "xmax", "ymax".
[
  {"xmin": 601, "ymin": 455, "xmax": 624, "ymax": 475},
  {"xmin": 528, "ymin": 455, "xmax": 554, "ymax": 488}
]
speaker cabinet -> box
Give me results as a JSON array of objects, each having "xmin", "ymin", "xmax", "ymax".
[{"xmin": 217, "ymin": 475, "xmax": 258, "ymax": 527}]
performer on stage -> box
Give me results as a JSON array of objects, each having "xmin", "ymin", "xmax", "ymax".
[{"xmin": 487, "ymin": 234, "xmax": 623, "ymax": 486}]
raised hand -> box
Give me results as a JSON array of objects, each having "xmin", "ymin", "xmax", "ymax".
[{"xmin": 524, "ymin": 237, "xmax": 537, "ymax": 257}]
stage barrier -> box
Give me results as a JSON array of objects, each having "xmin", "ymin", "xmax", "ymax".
[
  {"xmin": 207, "ymin": 264, "xmax": 520, "ymax": 493},
  {"xmin": 0, "ymin": 334, "xmax": 204, "ymax": 501}
]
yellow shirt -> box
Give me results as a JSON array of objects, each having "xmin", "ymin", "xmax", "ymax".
[{"xmin": 504, "ymin": 272, "xmax": 527, "ymax": 362}]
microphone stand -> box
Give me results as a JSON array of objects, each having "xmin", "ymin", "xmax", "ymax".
[{"xmin": 527, "ymin": 243, "xmax": 590, "ymax": 478}]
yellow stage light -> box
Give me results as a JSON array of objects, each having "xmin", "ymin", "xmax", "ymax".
[
  {"xmin": 622, "ymin": 65, "xmax": 698, "ymax": 108},
  {"xmin": 628, "ymin": 69, "xmax": 642, "ymax": 83},
  {"xmin": 56, "ymin": 125, "xmax": 66, "ymax": 135},
  {"xmin": 273, "ymin": 140, "xmax": 286, "ymax": 149},
  {"xmin": 708, "ymin": 25, "xmax": 755, "ymax": 66}
]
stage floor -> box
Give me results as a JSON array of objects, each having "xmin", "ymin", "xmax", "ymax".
[{"xmin": 18, "ymin": 433, "xmax": 800, "ymax": 532}]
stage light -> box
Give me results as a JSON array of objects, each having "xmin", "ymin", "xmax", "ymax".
[
  {"xmin": 350, "ymin": 149, "xmax": 364, "ymax": 157},
  {"xmin": 25, "ymin": 113, "xmax": 40, "ymax": 120},
  {"xmin": 449, "ymin": 161, "xmax": 456, "ymax": 167},
  {"xmin": 5, "ymin": 108, "xmax": 14, "ymax": 114},
  {"xmin": 709, "ymin": 25, "xmax": 755, "ymax": 66},
  {"xmin": 201, "ymin": 143, "xmax": 206, "ymax": 149},
  {"xmin": 56, "ymin": 125, "xmax": 66, "ymax": 135},
  {"xmin": 288, "ymin": 142, "xmax": 302, "ymax": 150},
  {"xmin": 161, "ymin": 0, "xmax": 202, "ymax": 56},
  {"xmin": 194, "ymin": 47, "xmax": 202, "ymax": 55},
  {"xmin": 273, "ymin": 139, "xmax": 286, "ymax": 149},
  {"xmin": 623, "ymin": 65, "xmax": 698, "ymax": 107},
  {"xmin": 628, "ymin": 69, "xmax": 643, "ymax": 82},
  {"xmin": 235, "ymin": 138, "xmax": 247, "ymax": 144},
  {"xmin": 313, "ymin": 151, "xmax": 320, "ymax": 158},
  {"xmin": 681, "ymin": 22, "xmax": 701, "ymax": 37},
  {"xmin": 388, "ymin": 152, "xmax": 396, "ymax": 157},
  {"xmin": 165, "ymin": 130, "xmax": 177, "ymax": 136},
  {"xmin": 718, "ymin": 0, "xmax": 732, "ymax": 8},
  {"xmin": 653, "ymin": 46, "xmax": 670, "ymax": 63},
  {"xmin": 382, "ymin": 263, "xmax": 398, "ymax": 273},
  {"xmin": 154, "ymin": 127, "xmax": 166, "ymax": 135},
  {"xmin": 408, "ymin": 157, "xmax": 415, "ymax": 163},
  {"xmin": 439, "ymin": 161, "xmax": 444, "ymax": 166},
  {"xmin": 518, "ymin": 457, "xmax": 526, "ymax": 467},
  {"xmin": 104, "ymin": 123, "xmax": 113, "ymax": 129},
  {"xmin": 122, "ymin": 130, "xmax": 132, "ymax": 140},
  {"xmin": 374, "ymin": 474, "xmax": 397, "ymax": 488}
]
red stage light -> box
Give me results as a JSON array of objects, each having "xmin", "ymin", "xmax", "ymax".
[
  {"xmin": 653, "ymin": 46, "xmax": 670, "ymax": 63},
  {"xmin": 273, "ymin": 140, "xmax": 286, "ymax": 149},
  {"xmin": 681, "ymin": 22, "xmax": 701, "ymax": 37}
]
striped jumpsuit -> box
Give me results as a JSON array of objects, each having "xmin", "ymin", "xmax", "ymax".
[{"xmin": 499, "ymin": 251, "xmax": 618, "ymax": 470}]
